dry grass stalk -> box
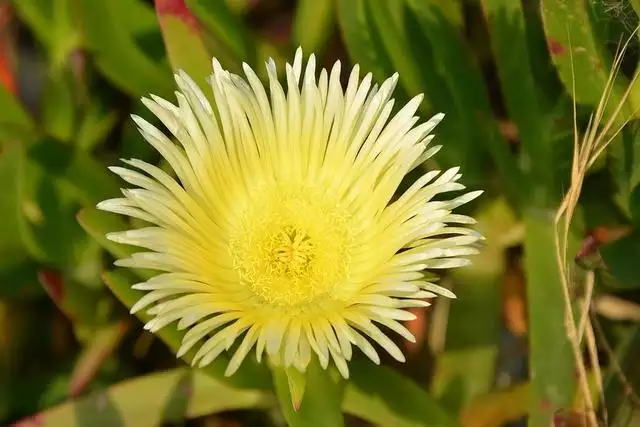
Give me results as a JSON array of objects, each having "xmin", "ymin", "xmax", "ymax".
[{"xmin": 554, "ymin": 27, "xmax": 640, "ymax": 427}]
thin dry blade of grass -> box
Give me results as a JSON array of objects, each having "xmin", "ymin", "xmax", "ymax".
[{"xmin": 554, "ymin": 26, "xmax": 640, "ymax": 427}]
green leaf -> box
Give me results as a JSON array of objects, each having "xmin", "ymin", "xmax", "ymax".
[
  {"xmin": 337, "ymin": 0, "xmax": 397, "ymax": 84},
  {"xmin": 185, "ymin": 0, "xmax": 255, "ymax": 65},
  {"xmin": 0, "ymin": 84, "xmax": 35, "ymax": 141},
  {"xmin": 0, "ymin": 143, "xmax": 34, "ymax": 295},
  {"xmin": 12, "ymin": 368, "xmax": 273, "ymax": 427},
  {"xmin": 603, "ymin": 325, "xmax": 640, "ymax": 424},
  {"xmin": 481, "ymin": 0, "xmax": 553, "ymax": 203},
  {"xmin": 155, "ymin": 0, "xmax": 213, "ymax": 90},
  {"xmin": 293, "ymin": 0, "xmax": 335, "ymax": 55},
  {"xmin": 285, "ymin": 365, "xmax": 307, "ymax": 411},
  {"xmin": 540, "ymin": 0, "xmax": 638, "ymax": 123},
  {"xmin": 610, "ymin": 123, "xmax": 640, "ymax": 219},
  {"xmin": 78, "ymin": 0, "xmax": 173, "ymax": 98},
  {"xmin": 405, "ymin": 0, "xmax": 524, "ymax": 202},
  {"xmin": 601, "ymin": 230, "xmax": 640, "ymax": 289},
  {"xmin": 26, "ymin": 139, "xmax": 120, "ymax": 204},
  {"xmin": 68, "ymin": 321, "xmax": 130, "ymax": 397},
  {"xmin": 523, "ymin": 213, "xmax": 576, "ymax": 426},
  {"xmin": 38, "ymin": 270, "xmax": 107, "ymax": 325},
  {"xmin": 1, "ymin": 141, "xmax": 95, "ymax": 270},
  {"xmin": 366, "ymin": 0, "xmax": 426, "ymax": 99},
  {"xmin": 630, "ymin": 184, "xmax": 640, "ymax": 224},
  {"xmin": 77, "ymin": 208, "xmax": 136, "ymax": 261},
  {"xmin": 19, "ymin": 156, "xmax": 95, "ymax": 268},
  {"xmin": 102, "ymin": 269, "xmax": 272, "ymax": 390},
  {"xmin": 343, "ymin": 360, "xmax": 459, "ymax": 427},
  {"xmin": 273, "ymin": 360, "xmax": 344, "ymax": 427},
  {"xmin": 41, "ymin": 71, "xmax": 77, "ymax": 142},
  {"xmin": 116, "ymin": 0, "xmax": 160, "ymax": 37},
  {"xmin": 14, "ymin": 0, "xmax": 81, "ymax": 67},
  {"xmin": 75, "ymin": 105, "xmax": 119, "ymax": 152},
  {"xmin": 12, "ymin": 0, "xmax": 52, "ymax": 48},
  {"xmin": 0, "ymin": 143, "xmax": 27, "ymax": 262}
]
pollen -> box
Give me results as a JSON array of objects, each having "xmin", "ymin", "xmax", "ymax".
[{"xmin": 230, "ymin": 184, "xmax": 352, "ymax": 307}]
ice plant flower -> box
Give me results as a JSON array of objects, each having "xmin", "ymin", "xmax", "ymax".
[{"xmin": 98, "ymin": 49, "xmax": 483, "ymax": 379}]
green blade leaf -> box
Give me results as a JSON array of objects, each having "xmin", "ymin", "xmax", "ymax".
[
  {"xmin": 14, "ymin": 0, "xmax": 80, "ymax": 67},
  {"xmin": 78, "ymin": 0, "xmax": 173, "ymax": 98},
  {"xmin": 185, "ymin": 0, "xmax": 255, "ymax": 66},
  {"xmin": 405, "ymin": 0, "xmax": 524, "ymax": 202},
  {"xmin": 343, "ymin": 360, "xmax": 459, "ymax": 427},
  {"xmin": 12, "ymin": 368, "xmax": 273, "ymax": 427},
  {"xmin": 337, "ymin": 0, "xmax": 397, "ymax": 85},
  {"xmin": 523, "ymin": 214, "xmax": 576, "ymax": 426},
  {"xmin": 41, "ymin": 70, "xmax": 76, "ymax": 142},
  {"xmin": 610, "ymin": 122, "xmax": 640, "ymax": 220},
  {"xmin": 0, "ymin": 142, "xmax": 35, "ymax": 295},
  {"xmin": 481, "ymin": 0, "xmax": 553, "ymax": 203},
  {"xmin": 284, "ymin": 365, "xmax": 307, "ymax": 411},
  {"xmin": 0, "ymin": 84, "xmax": 35, "ymax": 141},
  {"xmin": 11, "ymin": 140, "xmax": 97, "ymax": 269},
  {"xmin": 603, "ymin": 325, "xmax": 640, "ymax": 424},
  {"xmin": 540, "ymin": 0, "xmax": 639, "ymax": 123},
  {"xmin": 26, "ymin": 139, "xmax": 120, "ymax": 205},
  {"xmin": 75, "ymin": 105, "xmax": 119, "ymax": 152},
  {"xmin": 273, "ymin": 360, "xmax": 344, "ymax": 427},
  {"xmin": 630, "ymin": 184, "xmax": 640, "ymax": 224},
  {"xmin": 365, "ymin": 0, "xmax": 425, "ymax": 99},
  {"xmin": 155, "ymin": 0, "xmax": 213, "ymax": 89},
  {"xmin": 292, "ymin": 0, "xmax": 335, "ymax": 55},
  {"xmin": 38, "ymin": 269, "xmax": 106, "ymax": 325},
  {"xmin": 76, "ymin": 208, "xmax": 136, "ymax": 261},
  {"xmin": 601, "ymin": 230, "xmax": 640, "ymax": 289},
  {"xmin": 68, "ymin": 321, "xmax": 130, "ymax": 397}
]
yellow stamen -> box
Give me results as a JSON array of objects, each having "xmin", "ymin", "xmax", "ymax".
[{"xmin": 230, "ymin": 184, "xmax": 352, "ymax": 306}]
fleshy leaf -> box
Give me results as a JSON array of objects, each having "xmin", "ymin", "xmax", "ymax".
[
  {"xmin": 343, "ymin": 359, "xmax": 459, "ymax": 427},
  {"xmin": 601, "ymin": 230, "xmax": 640, "ymax": 289},
  {"xmin": 185, "ymin": 0, "xmax": 255, "ymax": 67},
  {"xmin": 38, "ymin": 270, "xmax": 106, "ymax": 325},
  {"xmin": 68, "ymin": 321, "xmax": 131, "ymax": 397},
  {"xmin": 12, "ymin": 368, "xmax": 273, "ymax": 427},
  {"xmin": 523, "ymin": 215, "xmax": 577, "ymax": 426},
  {"xmin": 273, "ymin": 359, "xmax": 344, "ymax": 427},
  {"xmin": 540, "ymin": 0, "xmax": 639, "ymax": 123},
  {"xmin": 78, "ymin": 0, "xmax": 173, "ymax": 98},
  {"xmin": 293, "ymin": 0, "xmax": 335, "ymax": 55},
  {"xmin": 155, "ymin": 0, "xmax": 212, "ymax": 89}
]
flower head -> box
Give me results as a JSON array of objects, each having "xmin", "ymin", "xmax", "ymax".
[{"xmin": 98, "ymin": 49, "xmax": 482, "ymax": 378}]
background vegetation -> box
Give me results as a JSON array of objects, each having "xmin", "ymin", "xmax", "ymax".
[{"xmin": 1, "ymin": 0, "xmax": 640, "ymax": 426}]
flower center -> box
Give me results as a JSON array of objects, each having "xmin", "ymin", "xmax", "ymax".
[
  {"xmin": 270, "ymin": 226, "xmax": 315, "ymax": 276},
  {"xmin": 230, "ymin": 184, "xmax": 352, "ymax": 307}
]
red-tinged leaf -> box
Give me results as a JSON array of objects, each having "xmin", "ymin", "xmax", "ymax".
[
  {"xmin": 39, "ymin": 270, "xmax": 64, "ymax": 303},
  {"xmin": 0, "ymin": 3, "xmax": 16, "ymax": 94},
  {"xmin": 155, "ymin": 0, "xmax": 212, "ymax": 90},
  {"xmin": 68, "ymin": 321, "xmax": 131, "ymax": 397},
  {"xmin": 38, "ymin": 270, "xmax": 106, "ymax": 325},
  {"xmin": 185, "ymin": 0, "xmax": 254, "ymax": 65}
]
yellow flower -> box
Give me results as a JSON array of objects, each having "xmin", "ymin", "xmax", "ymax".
[{"xmin": 98, "ymin": 49, "xmax": 482, "ymax": 379}]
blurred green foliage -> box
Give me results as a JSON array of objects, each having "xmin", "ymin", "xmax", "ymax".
[{"xmin": 2, "ymin": 0, "xmax": 640, "ymax": 426}]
